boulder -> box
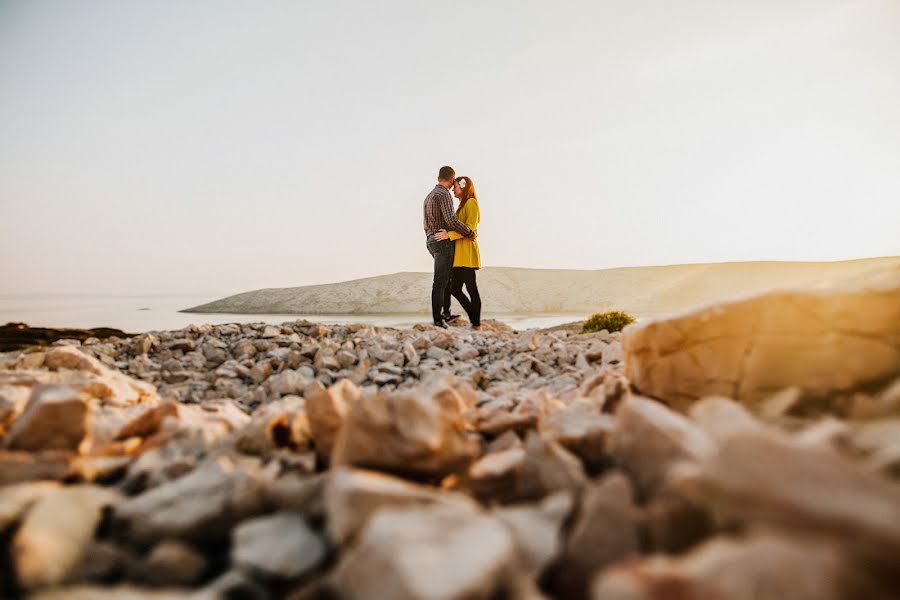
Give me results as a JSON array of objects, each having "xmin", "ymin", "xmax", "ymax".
[{"xmin": 622, "ymin": 266, "xmax": 900, "ymax": 407}]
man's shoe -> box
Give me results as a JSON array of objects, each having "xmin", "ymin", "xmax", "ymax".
[
  {"xmin": 433, "ymin": 321, "xmax": 448, "ymax": 329},
  {"xmin": 442, "ymin": 313, "xmax": 461, "ymax": 323}
]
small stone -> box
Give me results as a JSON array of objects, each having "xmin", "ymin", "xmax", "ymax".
[
  {"xmin": 13, "ymin": 485, "xmax": 120, "ymax": 589},
  {"xmin": 466, "ymin": 432, "xmax": 587, "ymax": 503},
  {"xmin": 331, "ymin": 385, "xmax": 479, "ymax": 477},
  {"xmin": 314, "ymin": 349, "xmax": 341, "ymax": 372},
  {"xmin": 591, "ymin": 533, "xmax": 854, "ymax": 600},
  {"xmin": 114, "ymin": 456, "xmax": 268, "ymax": 544},
  {"xmin": 165, "ymin": 338, "xmax": 195, "ymax": 352},
  {"xmin": 539, "ymin": 399, "xmax": 615, "ymax": 469},
  {"xmin": 232, "ymin": 339, "xmax": 257, "ymax": 360},
  {"xmin": 336, "ymin": 350, "xmax": 357, "ymax": 368},
  {"xmin": 306, "ymin": 379, "xmax": 362, "ymax": 461},
  {"xmin": 672, "ymin": 431, "xmax": 900, "ymax": 557},
  {"xmin": 688, "ymin": 396, "xmax": 765, "ymax": 442},
  {"xmin": 44, "ymin": 346, "xmax": 105, "ymax": 374},
  {"xmin": 455, "ymin": 346, "xmax": 479, "ymax": 361},
  {"xmin": 143, "ymin": 540, "xmax": 208, "ymax": 586},
  {"xmin": 557, "ymin": 472, "xmax": 639, "ymax": 597},
  {"xmin": 426, "ymin": 346, "xmax": 450, "ymax": 361},
  {"xmin": 331, "ymin": 504, "xmax": 516, "ymax": 600},
  {"xmin": 0, "ymin": 450, "xmax": 71, "ymax": 486},
  {"xmin": 268, "ymin": 370, "xmax": 310, "ymax": 397},
  {"xmin": 231, "ymin": 512, "xmax": 327, "ymax": 580},
  {"xmin": 0, "ymin": 481, "xmax": 61, "ymax": 531},
  {"xmin": 494, "ymin": 491, "xmax": 573, "ymax": 577},
  {"xmin": 515, "ymin": 331, "xmax": 538, "ymax": 353},
  {"xmin": 3, "ymin": 385, "xmax": 88, "ymax": 452},
  {"xmin": 0, "ymin": 384, "xmax": 31, "ymax": 425},
  {"xmin": 610, "ymin": 396, "xmax": 713, "ymax": 496},
  {"xmin": 325, "ymin": 467, "xmax": 479, "ymax": 545},
  {"xmin": 248, "ymin": 361, "xmax": 273, "ymax": 384},
  {"xmin": 403, "ymin": 342, "xmax": 420, "ymax": 367}
]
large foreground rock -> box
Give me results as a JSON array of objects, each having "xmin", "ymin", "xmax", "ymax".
[{"xmin": 622, "ymin": 265, "xmax": 900, "ymax": 407}]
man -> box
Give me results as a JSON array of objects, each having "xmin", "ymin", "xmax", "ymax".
[{"xmin": 423, "ymin": 165, "xmax": 475, "ymax": 328}]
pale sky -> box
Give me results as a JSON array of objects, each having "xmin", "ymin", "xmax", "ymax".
[{"xmin": 1, "ymin": 0, "xmax": 899, "ymax": 295}]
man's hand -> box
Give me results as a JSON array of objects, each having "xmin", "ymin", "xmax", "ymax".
[
  {"xmin": 433, "ymin": 229, "xmax": 450, "ymax": 241},
  {"xmin": 469, "ymin": 230, "xmax": 478, "ymax": 241}
]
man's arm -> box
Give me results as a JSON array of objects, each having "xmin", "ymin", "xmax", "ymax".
[
  {"xmin": 438, "ymin": 191, "xmax": 473, "ymax": 237},
  {"xmin": 448, "ymin": 200, "xmax": 479, "ymax": 240}
]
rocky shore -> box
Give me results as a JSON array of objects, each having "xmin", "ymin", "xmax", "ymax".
[{"xmin": 1, "ymin": 265, "xmax": 899, "ymax": 599}]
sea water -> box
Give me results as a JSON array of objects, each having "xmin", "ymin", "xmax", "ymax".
[{"xmin": 0, "ymin": 294, "xmax": 582, "ymax": 333}]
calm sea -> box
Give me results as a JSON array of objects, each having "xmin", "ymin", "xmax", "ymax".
[{"xmin": 0, "ymin": 294, "xmax": 581, "ymax": 333}]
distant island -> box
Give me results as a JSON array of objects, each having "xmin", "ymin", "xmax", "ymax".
[{"xmin": 182, "ymin": 257, "xmax": 900, "ymax": 318}]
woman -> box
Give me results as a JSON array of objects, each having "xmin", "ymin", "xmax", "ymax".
[{"xmin": 434, "ymin": 176, "xmax": 481, "ymax": 330}]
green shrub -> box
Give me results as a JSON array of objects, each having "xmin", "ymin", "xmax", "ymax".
[{"xmin": 582, "ymin": 310, "xmax": 635, "ymax": 334}]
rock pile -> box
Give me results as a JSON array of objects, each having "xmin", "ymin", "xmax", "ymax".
[{"xmin": 0, "ymin": 266, "xmax": 898, "ymax": 599}]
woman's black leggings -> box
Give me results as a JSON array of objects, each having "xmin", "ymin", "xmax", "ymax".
[{"xmin": 448, "ymin": 266, "xmax": 481, "ymax": 326}]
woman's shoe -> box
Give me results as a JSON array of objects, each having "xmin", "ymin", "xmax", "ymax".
[
  {"xmin": 472, "ymin": 325, "xmax": 482, "ymax": 331},
  {"xmin": 442, "ymin": 313, "xmax": 461, "ymax": 323},
  {"xmin": 433, "ymin": 321, "xmax": 449, "ymax": 329}
]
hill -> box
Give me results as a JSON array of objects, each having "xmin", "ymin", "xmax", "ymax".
[{"xmin": 182, "ymin": 257, "xmax": 900, "ymax": 318}]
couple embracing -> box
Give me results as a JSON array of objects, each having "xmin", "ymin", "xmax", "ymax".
[{"xmin": 423, "ymin": 165, "xmax": 482, "ymax": 330}]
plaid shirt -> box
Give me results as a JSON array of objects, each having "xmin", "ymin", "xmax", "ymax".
[{"xmin": 423, "ymin": 185, "xmax": 474, "ymax": 238}]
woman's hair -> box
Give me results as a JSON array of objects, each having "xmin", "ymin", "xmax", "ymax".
[{"xmin": 454, "ymin": 176, "xmax": 476, "ymax": 213}]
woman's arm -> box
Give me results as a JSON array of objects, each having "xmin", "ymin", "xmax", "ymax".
[{"xmin": 448, "ymin": 201, "xmax": 480, "ymax": 240}]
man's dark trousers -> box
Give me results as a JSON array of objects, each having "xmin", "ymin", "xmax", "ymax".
[{"xmin": 426, "ymin": 235, "xmax": 455, "ymax": 324}]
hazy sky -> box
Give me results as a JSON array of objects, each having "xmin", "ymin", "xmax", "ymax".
[{"xmin": 2, "ymin": 0, "xmax": 899, "ymax": 295}]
